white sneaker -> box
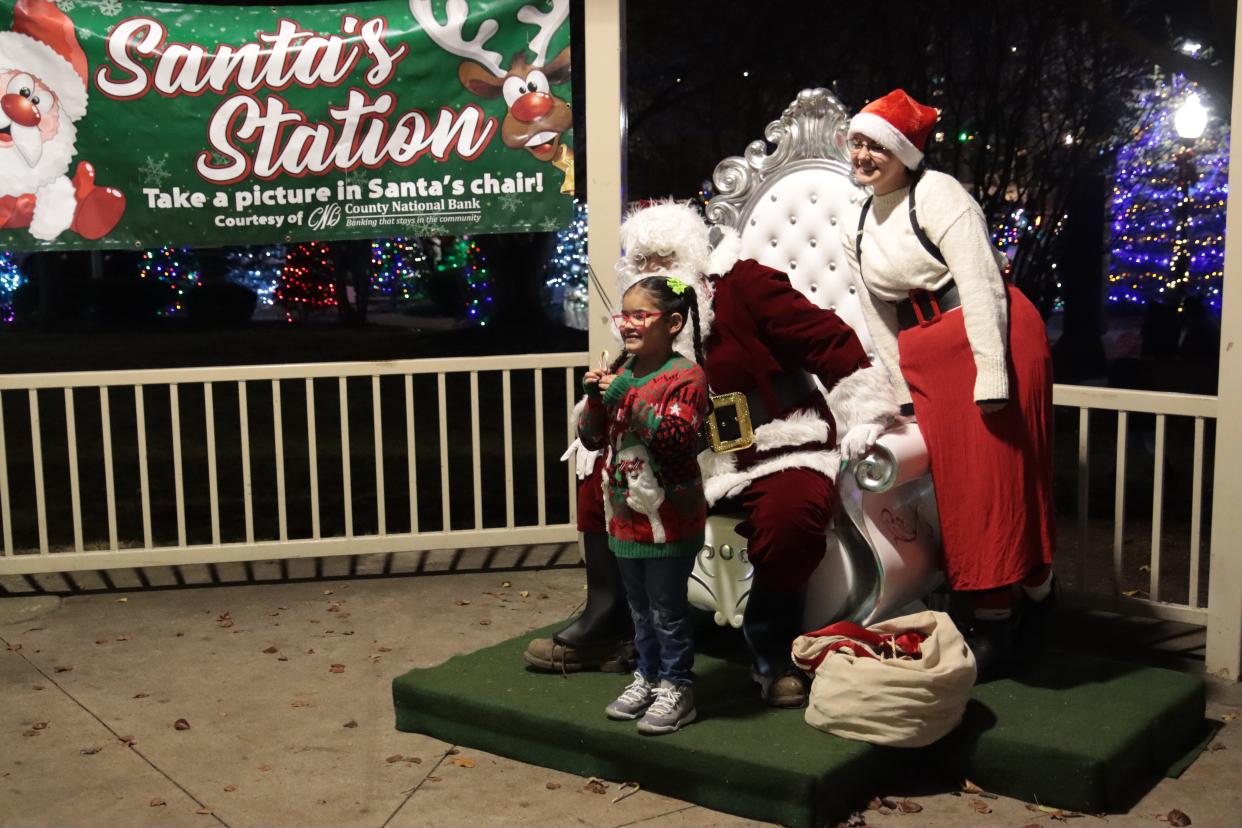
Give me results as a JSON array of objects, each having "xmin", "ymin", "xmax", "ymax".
[
  {"xmin": 605, "ymin": 672, "xmax": 658, "ymax": 720},
  {"xmin": 636, "ymin": 680, "xmax": 696, "ymax": 735}
]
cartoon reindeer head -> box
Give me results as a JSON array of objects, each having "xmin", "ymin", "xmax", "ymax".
[{"xmin": 411, "ymin": 0, "xmax": 573, "ymax": 193}]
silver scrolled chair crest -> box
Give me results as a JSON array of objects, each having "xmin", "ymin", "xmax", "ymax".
[{"xmin": 706, "ymin": 88, "xmax": 852, "ymax": 231}]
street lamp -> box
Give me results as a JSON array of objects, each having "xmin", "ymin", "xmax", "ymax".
[{"xmin": 1170, "ymin": 94, "xmax": 1207, "ymax": 303}]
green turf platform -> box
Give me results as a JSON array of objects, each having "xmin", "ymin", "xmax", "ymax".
[{"xmin": 392, "ymin": 623, "xmax": 1206, "ymax": 828}]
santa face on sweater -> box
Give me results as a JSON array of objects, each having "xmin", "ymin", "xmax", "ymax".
[{"xmin": 0, "ymin": 70, "xmax": 77, "ymax": 198}]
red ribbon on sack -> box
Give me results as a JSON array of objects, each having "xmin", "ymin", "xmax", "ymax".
[{"xmin": 793, "ymin": 621, "xmax": 928, "ymax": 673}]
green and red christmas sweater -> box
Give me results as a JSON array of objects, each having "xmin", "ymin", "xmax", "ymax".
[{"xmin": 578, "ymin": 354, "xmax": 710, "ymax": 559}]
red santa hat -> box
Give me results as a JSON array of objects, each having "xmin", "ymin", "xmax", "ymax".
[
  {"xmin": 847, "ymin": 89, "xmax": 938, "ymax": 171},
  {"xmin": 0, "ymin": 0, "xmax": 89, "ymax": 121}
]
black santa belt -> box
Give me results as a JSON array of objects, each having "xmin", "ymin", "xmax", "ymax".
[
  {"xmin": 705, "ymin": 372, "xmax": 818, "ymax": 454},
  {"xmin": 895, "ymin": 281, "xmax": 961, "ymax": 330}
]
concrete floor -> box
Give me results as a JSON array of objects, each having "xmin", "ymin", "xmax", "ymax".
[{"xmin": 2, "ymin": 547, "xmax": 1241, "ymax": 828}]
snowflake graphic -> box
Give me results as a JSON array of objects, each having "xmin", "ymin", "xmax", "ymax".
[
  {"xmin": 138, "ymin": 154, "xmax": 170, "ymax": 188},
  {"xmin": 343, "ymin": 168, "xmax": 369, "ymax": 191},
  {"xmin": 405, "ymin": 220, "xmax": 446, "ymax": 238},
  {"xmin": 98, "ymin": 0, "xmax": 123, "ymax": 16},
  {"xmin": 55, "ymin": 0, "xmax": 76, "ymax": 10},
  {"xmin": 498, "ymin": 193, "xmax": 523, "ymax": 213}
]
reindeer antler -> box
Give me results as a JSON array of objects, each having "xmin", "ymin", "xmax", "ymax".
[
  {"xmin": 410, "ymin": 0, "xmax": 506, "ymax": 78},
  {"xmin": 516, "ymin": 0, "xmax": 568, "ymax": 68}
]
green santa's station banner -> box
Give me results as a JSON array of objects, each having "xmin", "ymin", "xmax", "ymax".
[{"xmin": 0, "ymin": 0, "xmax": 574, "ymax": 251}]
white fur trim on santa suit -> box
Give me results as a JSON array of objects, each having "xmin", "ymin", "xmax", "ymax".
[
  {"xmin": 0, "ymin": 32, "xmax": 88, "ymax": 121},
  {"xmin": 697, "ymin": 409, "xmax": 839, "ymax": 506},
  {"xmin": 707, "ymin": 224, "xmax": 741, "ymax": 276},
  {"xmin": 848, "ymin": 111, "xmax": 923, "ymax": 171},
  {"xmin": 29, "ymin": 173, "xmax": 74, "ymax": 240},
  {"xmin": 825, "ymin": 363, "xmax": 900, "ymax": 436}
]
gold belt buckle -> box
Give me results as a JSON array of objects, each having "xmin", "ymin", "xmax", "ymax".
[{"xmin": 706, "ymin": 391, "xmax": 754, "ymax": 453}]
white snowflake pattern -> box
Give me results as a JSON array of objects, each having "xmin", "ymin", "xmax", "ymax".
[
  {"xmin": 55, "ymin": 0, "xmax": 76, "ymax": 11},
  {"xmin": 343, "ymin": 168, "xmax": 369, "ymax": 191},
  {"xmin": 138, "ymin": 154, "xmax": 170, "ymax": 188},
  {"xmin": 98, "ymin": 0, "xmax": 123, "ymax": 16},
  {"xmin": 498, "ymin": 193, "xmax": 523, "ymax": 213},
  {"xmin": 403, "ymin": 220, "xmax": 444, "ymax": 239}
]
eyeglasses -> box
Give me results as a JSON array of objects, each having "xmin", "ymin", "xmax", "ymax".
[
  {"xmin": 633, "ymin": 251, "xmax": 674, "ymax": 268},
  {"xmin": 611, "ymin": 310, "xmax": 663, "ymax": 327},
  {"xmin": 848, "ymin": 138, "xmax": 890, "ymax": 157}
]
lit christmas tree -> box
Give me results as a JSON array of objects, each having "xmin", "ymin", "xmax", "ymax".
[
  {"xmin": 543, "ymin": 199, "xmax": 588, "ymax": 329},
  {"xmin": 276, "ymin": 241, "xmax": 337, "ymax": 322},
  {"xmin": 436, "ymin": 237, "xmax": 494, "ymax": 325},
  {"xmin": 0, "ymin": 251, "xmax": 24, "ymax": 324},
  {"xmin": 1109, "ymin": 74, "xmax": 1228, "ymax": 312},
  {"xmin": 225, "ymin": 245, "xmax": 286, "ymax": 306},
  {"xmin": 370, "ymin": 237, "xmax": 430, "ymax": 302},
  {"xmin": 138, "ymin": 246, "xmax": 201, "ymax": 316}
]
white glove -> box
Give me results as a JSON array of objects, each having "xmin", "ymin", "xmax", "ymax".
[
  {"xmin": 560, "ymin": 438, "xmax": 602, "ymax": 480},
  {"xmin": 839, "ymin": 423, "xmax": 884, "ymax": 464}
]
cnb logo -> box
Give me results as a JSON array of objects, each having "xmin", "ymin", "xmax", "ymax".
[{"xmin": 309, "ymin": 204, "xmax": 342, "ymax": 231}]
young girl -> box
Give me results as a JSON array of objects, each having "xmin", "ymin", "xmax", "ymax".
[{"xmin": 578, "ymin": 275, "xmax": 709, "ymax": 735}]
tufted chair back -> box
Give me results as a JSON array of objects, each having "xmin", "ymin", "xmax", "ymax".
[{"xmin": 707, "ymin": 88, "xmax": 879, "ymax": 368}]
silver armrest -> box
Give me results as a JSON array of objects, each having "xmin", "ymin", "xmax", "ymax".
[{"xmin": 853, "ymin": 422, "xmax": 930, "ymax": 493}]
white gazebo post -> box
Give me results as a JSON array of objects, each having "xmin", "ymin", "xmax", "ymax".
[
  {"xmin": 583, "ymin": 0, "xmax": 625, "ymax": 362},
  {"xmin": 1205, "ymin": 11, "xmax": 1242, "ymax": 681}
]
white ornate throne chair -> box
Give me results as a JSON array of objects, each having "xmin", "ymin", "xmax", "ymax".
[{"xmin": 686, "ymin": 88, "xmax": 943, "ymax": 630}]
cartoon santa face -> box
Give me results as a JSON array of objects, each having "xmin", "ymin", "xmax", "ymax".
[
  {"xmin": 0, "ymin": 68, "xmax": 76, "ymax": 199},
  {"xmin": 0, "ymin": 0, "xmax": 124, "ymax": 242}
]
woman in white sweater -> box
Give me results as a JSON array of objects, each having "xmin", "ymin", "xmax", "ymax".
[{"xmin": 842, "ymin": 89, "xmax": 1054, "ymax": 682}]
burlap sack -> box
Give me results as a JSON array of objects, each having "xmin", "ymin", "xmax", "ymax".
[{"xmin": 791, "ymin": 610, "xmax": 976, "ymax": 747}]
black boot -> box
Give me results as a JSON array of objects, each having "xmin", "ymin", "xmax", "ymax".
[
  {"xmin": 554, "ymin": 532, "xmax": 633, "ymax": 646},
  {"xmin": 743, "ymin": 580, "xmax": 809, "ymax": 707},
  {"xmin": 523, "ymin": 533, "xmax": 634, "ymax": 673},
  {"xmin": 1015, "ymin": 576, "xmax": 1057, "ymax": 664},
  {"xmin": 965, "ymin": 618, "xmax": 1017, "ymax": 684}
]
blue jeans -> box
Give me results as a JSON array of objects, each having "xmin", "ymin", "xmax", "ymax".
[{"xmin": 615, "ymin": 555, "xmax": 697, "ymax": 685}]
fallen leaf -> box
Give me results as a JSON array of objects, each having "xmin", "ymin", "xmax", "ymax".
[
  {"xmin": 455, "ymin": 600, "xmax": 471, "ymax": 606},
  {"xmin": 7, "ymin": 643, "xmax": 22, "ymax": 652},
  {"xmin": 404, "ymin": 757, "xmax": 422, "ymax": 764},
  {"xmin": 501, "ymin": 581, "xmax": 512, "ymax": 588},
  {"xmin": 258, "ymin": 764, "xmax": 272, "ymax": 772},
  {"xmin": 31, "ymin": 721, "xmax": 48, "ymax": 731},
  {"xmin": 195, "ymin": 807, "xmax": 213, "ymax": 815},
  {"xmin": 291, "ymin": 700, "xmax": 313, "ymax": 708},
  {"xmin": 867, "ymin": 798, "xmax": 883, "ymax": 811},
  {"xmin": 306, "ymin": 649, "xmax": 315, "ymax": 654},
  {"xmin": 26, "ymin": 627, "xmax": 45, "ymax": 632},
  {"xmin": 426, "ymin": 776, "xmax": 441, "ymax": 782},
  {"xmin": 1121, "ymin": 588, "xmax": 1147, "ymax": 598},
  {"xmin": 174, "ymin": 719, "xmax": 191, "ymax": 731},
  {"xmin": 81, "ymin": 746, "xmax": 103, "ymax": 755},
  {"xmin": 962, "ymin": 779, "xmax": 984, "ymax": 794},
  {"xmin": 223, "ymin": 785, "xmax": 236, "ymax": 792},
  {"xmin": 1208, "ymin": 742, "xmax": 1226, "ymax": 751},
  {"xmin": 149, "ymin": 798, "xmax": 166, "ymax": 807},
  {"xmin": 117, "ymin": 598, "xmax": 128, "ymax": 603},
  {"xmin": 343, "ymin": 720, "xmax": 358, "ymax": 728},
  {"xmin": 478, "ymin": 620, "xmax": 492, "ymax": 626},
  {"xmin": 329, "ymin": 664, "xmax": 345, "ymax": 674},
  {"xmin": 584, "ymin": 779, "xmax": 608, "ymax": 795},
  {"xmin": 611, "ymin": 781, "xmax": 641, "ymax": 803},
  {"xmin": 1167, "ymin": 809, "xmax": 1192, "ymax": 826},
  {"xmin": 1221, "ymin": 712, "xmax": 1238, "ymax": 722},
  {"xmin": 445, "ymin": 748, "xmax": 460, "ymax": 755},
  {"xmin": 277, "ymin": 655, "xmax": 289, "ymax": 662},
  {"xmin": 95, "ymin": 639, "xmax": 109, "ymax": 645},
  {"xmin": 970, "ymin": 798, "xmax": 992, "ymax": 814},
  {"xmin": 31, "ymin": 685, "xmax": 44, "ymax": 691},
  {"xmin": 54, "ymin": 666, "xmax": 73, "ymax": 673},
  {"xmin": 342, "ymin": 630, "xmax": 354, "ymax": 636},
  {"xmin": 896, "ymin": 799, "xmax": 923, "ymax": 814},
  {"xmin": 519, "ymin": 590, "xmax": 530, "ymax": 598},
  {"xmin": 277, "ymin": 605, "xmax": 289, "ymax": 610},
  {"xmin": 537, "ymin": 593, "xmax": 549, "ymax": 599},
  {"xmin": 546, "ymin": 782, "xmax": 561, "ymax": 790},
  {"xmin": 120, "ymin": 735, "xmax": 137, "ymax": 746},
  {"xmin": 323, "ymin": 589, "xmax": 334, "ymax": 595},
  {"xmin": 450, "ymin": 757, "xmax": 476, "ymax": 768},
  {"xmin": 385, "ymin": 754, "xmax": 405, "ymax": 763},
  {"xmin": 116, "ymin": 635, "xmax": 131, "ymax": 642},
  {"xmin": 262, "ymin": 646, "xmax": 278, "ymax": 654},
  {"xmin": 133, "ymin": 692, "xmax": 149, "ymax": 699}
]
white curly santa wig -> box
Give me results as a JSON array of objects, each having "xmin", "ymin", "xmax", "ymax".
[{"xmin": 616, "ymin": 200, "xmax": 712, "ymax": 292}]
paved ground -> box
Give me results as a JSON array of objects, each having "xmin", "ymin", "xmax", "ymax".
[{"xmin": 2, "ymin": 547, "xmax": 1241, "ymax": 828}]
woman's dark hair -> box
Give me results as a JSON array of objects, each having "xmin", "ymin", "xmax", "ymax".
[{"xmin": 612, "ymin": 275, "xmax": 705, "ymax": 372}]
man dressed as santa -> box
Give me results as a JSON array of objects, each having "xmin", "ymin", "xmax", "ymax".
[
  {"xmin": 526, "ymin": 201, "xmax": 898, "ymax": 707},
  {"xmin": 0, "ymin": 0, "xmax": 125, "ymax": 241}
]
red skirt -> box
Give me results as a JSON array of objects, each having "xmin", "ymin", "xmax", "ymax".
[{"xmin": 897, "ymin": 286, "xmax": 1055, "ymax": 591}]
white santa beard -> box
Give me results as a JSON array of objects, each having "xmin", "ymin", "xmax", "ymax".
[{"xmin": 0, "ymin": 118, "xmax": 77, "ymax": 197}]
